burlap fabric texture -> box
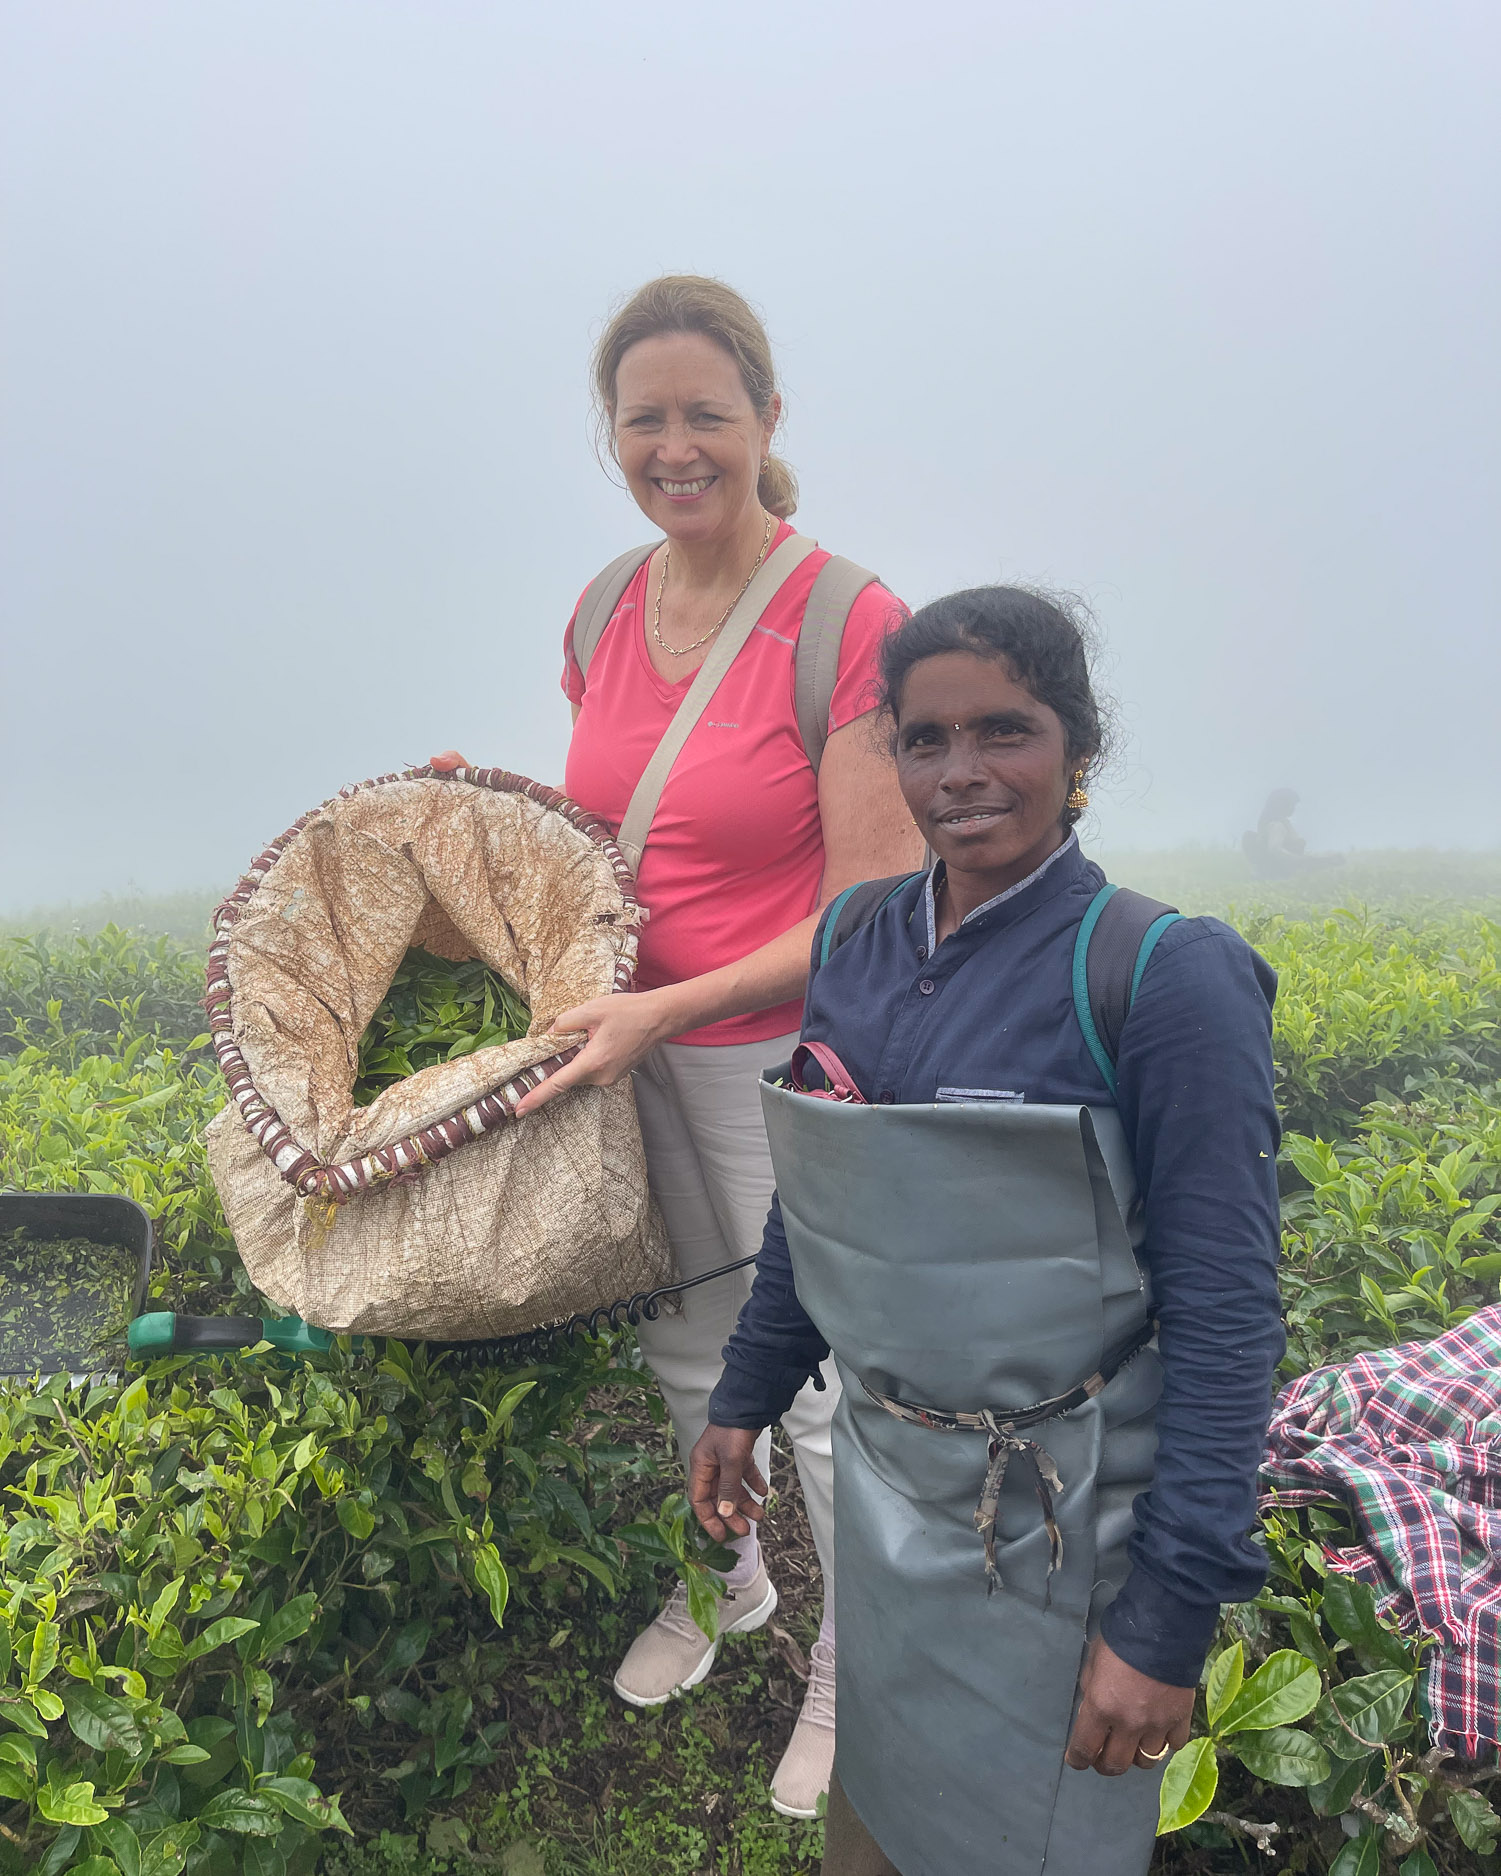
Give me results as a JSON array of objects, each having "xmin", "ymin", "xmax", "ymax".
[{"xmin": 204, "ymin": 768, "xmax": 671, "ymax": 1339}]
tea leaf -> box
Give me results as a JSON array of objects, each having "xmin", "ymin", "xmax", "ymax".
[
  {"xmin": 252, "ymin": 1592, "xmax": 318, "ymax": 1659},
  {"xmin": 1448, "ymin": 1788, "xmax": 1501, "ymax": 1854},
  {"xmin": 1230, "ymin": 1725, "xmax": 1329, "ymax": 1786},
  {"xmin": 1307, "ymin": 1749, "xmax": 1377, "ymax": 1816},
  {"xmin": 1319, "ymin": 1575, "xmax": 1415, "ymax": 1673},
  {"xmin": 1315, "ymin": 1671, "xmax": 1415, "ymax": 1755},
  {"xmin": 196, "ymin": 1790, "xmax": 281, "ymax": 1834},
  {"xmin": 684, "ymin": 1565, "xmax": 722, "ymax": 1644},
  {"xmin": 37, "ymin": 1778, "xmax": 110, "ymax": 1826},
  {"xmin": 1329, "ymin": 1830, "xmax": 1382, "ymax": 1876},
  {"xmin": 337, "ymin": 1498, "xmax": 376, "ymax": 1540},
  {"xmin": 92, "ymin": 1817, "xmax": 142, "ymax": 1876},
  {"xmin": 1205, "ymin": 1641, "xmax": 1244, "ymax": 1728},
  {"xmin": 182, "ymin": 1617, "xmax": 259, "ymax": 1662},
  {"xmin": 259, "ymin": 1773, "xmax": 353, "ymax": 1834},
  {"xmin": 63, "ymin": 1684, "xmax": 149, "ymax": 1755},
  {"xmin": 1216, "ymin": 1650, "xmax": 1320, "ymax": 1734},
  {"xmin": 1156, "ymin": 1735, "xmax": 1218, "ymax": 1834},
  {"xmin": 472, "ymin": 1544, "xmax": 509, "ymax": 1629}
]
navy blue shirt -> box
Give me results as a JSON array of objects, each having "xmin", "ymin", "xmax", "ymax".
[{"xmin": 707, "ymin": 837, "xmax": 1285, "ymax": 1687}]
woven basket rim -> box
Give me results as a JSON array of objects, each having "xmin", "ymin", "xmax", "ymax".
[{"xmin": 204, "ymin": 766, "xmax": 638, "ymax": 1203}]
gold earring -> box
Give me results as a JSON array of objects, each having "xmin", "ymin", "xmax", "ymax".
[{"xmin": 1066, "ymin": 772, "xmax": 1090, "ymax": 813}]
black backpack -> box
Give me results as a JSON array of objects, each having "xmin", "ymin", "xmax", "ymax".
[{"xmin": 817, "ymin": 875, "xmax": 1180, "ymax": 1096}]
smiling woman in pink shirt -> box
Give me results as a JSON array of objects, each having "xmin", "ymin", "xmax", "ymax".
[{"xmin": 433, "ymin": 275, "xmax": 920, "ymax": 1818}]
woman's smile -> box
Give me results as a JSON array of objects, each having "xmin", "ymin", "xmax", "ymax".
[
  {"xmin": 934, "ymin": 804, "xmax": 1010, "ymax": 827},
  {"xmin": 653, "ymin": 473, "xmax": 720, "ymax": 501}
]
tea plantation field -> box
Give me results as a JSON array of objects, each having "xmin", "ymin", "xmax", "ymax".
[{"xmin": 2, "ymin": 852, "xmax": 1500, "ymax": 1875}]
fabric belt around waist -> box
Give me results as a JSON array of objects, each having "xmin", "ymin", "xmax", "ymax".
[{"xmin": 861, "ymin": 1318, "xmax": 1156, "ymax": 1599}]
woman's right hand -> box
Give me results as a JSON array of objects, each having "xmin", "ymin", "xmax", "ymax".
[
  {"xmin": 427, "ymin": 750, "xmax": 473, "ymax": 772},
  {"xmin": 688, "ymin": 1424, "xmax": 768, "ymax": 1541}
]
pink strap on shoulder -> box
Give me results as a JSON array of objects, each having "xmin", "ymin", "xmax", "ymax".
[{"xmin": 789, "ymin": 1042, "xmax": 869, "ymax": 1104}]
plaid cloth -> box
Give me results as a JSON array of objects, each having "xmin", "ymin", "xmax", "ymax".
[{"xmin": 1260, "ymin": 1306, "xmax": 1501, "ymax": 1760}]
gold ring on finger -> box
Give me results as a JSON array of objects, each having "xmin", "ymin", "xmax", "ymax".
[{"xmin": 1138, "ymin": 1742, "xmax": 1171, "ymax": 1763}]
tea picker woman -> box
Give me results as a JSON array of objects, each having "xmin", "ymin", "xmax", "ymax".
[
  {"xmin": 432, "ymin": 276, "xmax": 920, "ymax": 1816},
  {"xmin": 688, "ymin": 587, "xmax": 1286, "ymax": 1875}
]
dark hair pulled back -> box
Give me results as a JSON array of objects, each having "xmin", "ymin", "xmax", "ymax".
[{"xmin": 877, "ymin": 586, "xmax": 1112, "ymax": 827}]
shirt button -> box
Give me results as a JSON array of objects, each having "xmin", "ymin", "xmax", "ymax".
[
  {"xmin": 918, "ymin": 978, "xmax": 935, "ymax": 996},
  {"xmin": 878, "ymin": 1090, "xmax": 896, "ymax": 1104},
  {"xmin": 915, "ymin": 945, "xmax": 928, "ymax": 961}
]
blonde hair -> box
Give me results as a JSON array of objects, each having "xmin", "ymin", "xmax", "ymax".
[{"xmin": 592, "ymin": 274, "xmax": 798, "ymax": 519}]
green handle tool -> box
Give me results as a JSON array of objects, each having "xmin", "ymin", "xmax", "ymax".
[{"xmin": 128, "ymin": 1313, "xmax": 333, "ymax": 1358}]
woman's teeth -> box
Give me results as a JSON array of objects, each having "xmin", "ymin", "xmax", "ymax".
[
  {"xmin": 944, "ymin": 810, "xmax": 999, "ymax": 824},
  {"xmin": 657, "ymin": 477, "xmax": 716, "ymax": 496}
]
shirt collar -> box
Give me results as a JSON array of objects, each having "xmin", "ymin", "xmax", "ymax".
[{"xmin": 923, "ymin": 830, "xmax": 1080, "ymax": 956}]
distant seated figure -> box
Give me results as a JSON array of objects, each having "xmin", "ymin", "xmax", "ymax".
[{"xmin": 1241, "ymin": 789, "xmax": 1343, "ymax": 879}]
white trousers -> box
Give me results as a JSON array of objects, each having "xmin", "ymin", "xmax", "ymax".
[{"xmin": 632, "ymin": 1030, "xmax": 840, "ymax": 1617}]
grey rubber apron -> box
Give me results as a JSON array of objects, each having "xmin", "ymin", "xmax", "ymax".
[{"xmin": 759, "ymin": 1081, "xmax": 1165, "ymax": 1876}]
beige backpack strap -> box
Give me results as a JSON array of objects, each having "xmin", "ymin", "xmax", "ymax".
[
  {"xmin": 571, "ymin": 542, "xmax": 659, "ymax": 681},
  {"xmin": 794, "ymin": 554, "xmax": 881, "ymax": 773},
  {"xmin": 616, "ymin": 533, "xmax": 820, "ymax": 873}
]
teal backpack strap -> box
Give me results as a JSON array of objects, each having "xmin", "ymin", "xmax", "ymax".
[
  {"xmin": 819, "ymin": 883, "xmax": 867, "ymax": 969},
  {"xmin": 1072, "ymin": 886, "xmax": 1120, "ymax": 1091},
  {"xmin": 1072, "ymin": 885, "xmax": 1181, "ymax": 1095},
  {"xmin": 818, "ymin": 873, "xmax": 924, "ymax": 971},
  {"xmin": 1131, "ymin": 912, "xmax": 1182, "ymax": 1003}
]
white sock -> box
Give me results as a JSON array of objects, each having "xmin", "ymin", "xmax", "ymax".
[
  {"xmin": 816, "ymin": 1606, "xmax": 836, "ymax": 1651},
  {"xmin": 721, "ymin": 1527, "xmax": 761, "ymax": 1589}
]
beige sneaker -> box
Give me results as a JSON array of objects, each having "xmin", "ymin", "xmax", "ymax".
[
  {"xmin": 612, "ymin": 1562, "xmax": 778, "ymax": 1708},
  {"xmin": 770, "ymin": 1634, "xmax": 836, "ymax": 1819}
]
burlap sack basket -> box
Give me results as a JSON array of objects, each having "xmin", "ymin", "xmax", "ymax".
[{"xmin": 204, "ymin": 766, "xmax": 671, "ymax": 1340}]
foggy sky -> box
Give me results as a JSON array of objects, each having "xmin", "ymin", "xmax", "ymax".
[{"xmin": 3, "ymin": 1, "xmax": 1499, "ymax": 910}]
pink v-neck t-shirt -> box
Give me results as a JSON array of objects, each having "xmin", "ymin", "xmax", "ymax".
[{"xmin": 562, "ymin": 523, "xmax": 905, "ymax": 1045}]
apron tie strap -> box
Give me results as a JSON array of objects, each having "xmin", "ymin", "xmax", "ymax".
[
  {"xmin": 974, "ymin": 1416, "xmax": 1066, "ymax": 1599},
  {"xmin": 861, "ymin": 1319, "xmax": 1154, "ymax": 1597}
]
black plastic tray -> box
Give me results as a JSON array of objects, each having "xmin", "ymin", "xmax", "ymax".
[{"xmin": 0, "ymin": 1192, "xmax": 153, "ymax": 1378}]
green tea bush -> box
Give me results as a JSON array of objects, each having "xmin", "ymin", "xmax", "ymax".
[
  {"xmin": 0, "ymin": 1334, "xmax": 640, "ymax": 1874},
  {"xmin": 0, "ymin": 931, "xmax": 207, "ymax": 1066},
  {"xmin": 0, "ymin": 940, "xmax": 721, "ymax": 1873},
  {"xmin": 1250, "ymin": 911, "xmax": 1501, "ymax": 1139},
  {"xmin": 1105, "ymin": 849, "xmax": 1501, "ymax": 923},
  {"xmin": 0, "ymin": 1044, "xmax": 234, "ymax": 1311},
  {"xmin": 0, "ymin": 897, "xmax": 217, "ymax": 948},
  {"xmin": 6, "ymin": 893, "xmax": 1501, "ymax": 1872},
  {"xmin": 1159, "ymin": 1510, "xmax": 1501, "ymax": 1872},
  {"xmin": 1152, "ymin": 914, "xmax": 1501, "ymax": 1873},
  {"xmin": 1278, "ymin": 1089, "xmax": 1501, "ymax": 1376}
]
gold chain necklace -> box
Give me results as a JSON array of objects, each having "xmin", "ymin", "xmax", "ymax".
[{"xmin": 651, "ymin": 513, "xmax": 775, "ymax": 657}]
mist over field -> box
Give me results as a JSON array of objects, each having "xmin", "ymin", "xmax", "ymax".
[{"xmin": 3, "ymin": 1, "xmax": 1498, "ymax": 913}]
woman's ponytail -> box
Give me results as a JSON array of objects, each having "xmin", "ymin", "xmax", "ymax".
[{"xmin": 757, "ymin": 453, "xmax": 799, "ymax": 520}]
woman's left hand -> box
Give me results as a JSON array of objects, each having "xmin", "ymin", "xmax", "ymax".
[
  {"xmin": 513, "ymin": 989, "xmax": 681, "ymax": 1116},
  {"xmin": 1063, "ymin": 1637, "xmax": 1195, "ymax": 1777}
]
